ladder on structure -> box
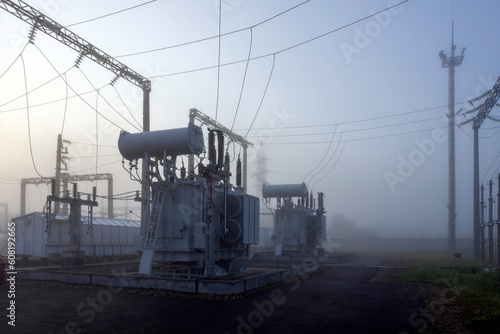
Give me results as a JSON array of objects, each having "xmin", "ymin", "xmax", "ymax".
[{"xmin": 138, "ymin": 189, "xmax": 165, "ymax": 275}]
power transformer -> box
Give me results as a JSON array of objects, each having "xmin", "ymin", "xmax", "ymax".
[
  {"xmin": 263, "ymin": 183, "xmax": 326, "ymax": 257},
  {"xmin": 118, "ymin": 124, "xmax": 259, "ymax": 277}
]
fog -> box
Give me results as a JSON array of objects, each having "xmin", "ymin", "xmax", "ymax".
[{"xmin": 1, "ymin": 0, "xmax": 500, "ymax": 244}]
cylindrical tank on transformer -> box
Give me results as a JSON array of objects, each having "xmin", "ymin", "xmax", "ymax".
[
  {"xmin": 262, "ymin": 183, "xmax": 307, "ymax": 198},
  {"xmin": 118, "ymin": 123, "xmax": 204, "ymax": 160}
]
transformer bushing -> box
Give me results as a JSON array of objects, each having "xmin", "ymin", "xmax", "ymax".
[{"xmin": 119, "ymin": 124, "xmax": 259, "ymax": 277}]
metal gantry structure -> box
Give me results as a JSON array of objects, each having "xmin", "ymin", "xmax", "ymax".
[
  {"xmin": 439, "ymin": 20, "xmax": 465, "ymax": 255},
  {"xmin": 21, "ymin": 173, "xmax": 113, "ymax": 217},
  {"xmin": 471, "ymin": 74, "xmax": 500, "ymax": 260},
  {"xmin": 0, "ymin": 0, "xmax": 150, "ymax": 91},
  {"xmin": 188, "ymin": 108, "xmax": 253, "ymax": 193},
  {"xmin": 0, "ymin": 0, "xmax": 152, "ymax": 225}
]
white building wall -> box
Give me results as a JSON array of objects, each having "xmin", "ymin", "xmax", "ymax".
[{"xmin": 14, "ymin": 212, "xmax": 140, "ymax": 258}]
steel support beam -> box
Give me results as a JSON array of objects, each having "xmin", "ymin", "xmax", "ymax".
[{"xmin": 188, "ymin": 108, "xmax": 253, "ymax": 193}]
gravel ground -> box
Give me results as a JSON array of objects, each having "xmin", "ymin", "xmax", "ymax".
[{"xmin": 371, "ymin": 266, "xmax": 474, "ymax": 334}]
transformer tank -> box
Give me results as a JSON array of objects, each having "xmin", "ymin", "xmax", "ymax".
[
  {"xmin": 119, "ymin": 124, "xmax": 259, "ymax": 277},
  {"xmin": 263, "ymin": 183, "xmax": 326, "ymax": 256}
]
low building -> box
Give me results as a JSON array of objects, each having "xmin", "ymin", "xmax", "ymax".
[{"xmin": 13, "ymin": 212, "xmax": 140, "ymax": 261}]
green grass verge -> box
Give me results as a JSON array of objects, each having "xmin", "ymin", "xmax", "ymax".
[{"xmin": 397, "ymin": 252, "xmax": 500, "ymax": 332}]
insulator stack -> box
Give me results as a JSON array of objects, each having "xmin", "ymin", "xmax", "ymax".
[
  {"xmin": 110, "ymin": 74, "xmax": 120, "ymax": 86},
  {"xmin": 51, "ymin": 179, "xmax": 56, "ymax": 196},
  {"xmin": 224, "ymin": 151, "xmax": 230, "ymax": 173},
  {"xmin": 74, "ymin": 53, "xmax": 84, "ymax": 68},
  {"xmin": 180, "ymin": 166, "xmax": 186, "ymax": 179},
  {"xmin": 28, "ymin": 25, "xmax": 37, "ymax": 43},
  {"xmin": 318, "ymin": 192, "xmax": 324, "ymax": 210},
  {"xmin": 208, "ymin": 131, "xmax": 216, "ymax": 165},
  {"xmin": 217, "ymin": 131, "xmax": 224, "ymax": 167},
  {"xmin": 236, "ymin": 157, "xmax": 242, "ymax": 187}
]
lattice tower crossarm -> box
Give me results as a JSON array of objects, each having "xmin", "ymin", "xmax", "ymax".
[
  {"xmin": 189, "ymin": 108, "xmax": 252, "ymax": 147},
  {"xmin": 0, "ymin": 0, "xmax": 151, "ymax": 91},
  {"xmin": 473, "ymin": 75, "xmax": 500, "ymax": 129}
]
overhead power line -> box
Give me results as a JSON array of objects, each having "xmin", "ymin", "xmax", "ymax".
[
  {"xmin": 21, "ymin": 53, "xmax": 46, "ymax": 178},
  {"xmin": 243, "ymin": 54, "xmax": 276, "ymax": 141},
  {"xmin": 30, "ymin": 44, "xmax": 137, "ymax": 132},
  {"xmin": 262, "ymin": 125, "xmax": 449, "ymax": 145},
  {"xmin": 230, "ymin": 27, "xmax": 254, "ymax": 134},
  {"xmin": 66, "ymin": 0, "xmax": 157, "ymax": 28},
  {"xmin": 115, "ymin": 0, "xmax": 312, "ymax": 58},
  {"xmin": 146, "ymin": 0, "xmax": 410, "ymax": 79},
  {"xmin": 245, "ymin": 115, "xmax": 445, "ymax": 138}
]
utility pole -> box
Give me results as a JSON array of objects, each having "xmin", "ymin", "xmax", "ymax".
[
  {"xmin": 497, "ymin": 173, "xmax": 500, "ymax": 266},
  {"xmin": 471, "ymin": 75, "xmax": 500, "ymax": 260},
  {"xmin": 439, "ymin": 20, "xmax": 465, "ymax": 255},
  {"xmin": 487, "ymin": 180, "xmax": 494, "ymax": 264}
]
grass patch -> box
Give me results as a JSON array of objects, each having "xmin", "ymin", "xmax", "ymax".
[{"xmin": 397, "ymin": 252, "xmax": 500, "ymax": 332}]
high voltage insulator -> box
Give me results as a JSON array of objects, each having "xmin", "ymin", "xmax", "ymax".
[
  {"xmin": 74, "ymin": 53, "xmax": 84, "ymax": 68},
  {"xmin": 110, "ymin": 74, "xmax": 120, "ymax": 86},
  {"xmin": 28, "ymin": 25, "xmax": 36, "ymax": 43},
  {"xmin": 469, "ymin": 89, "xmax": 491, "ymax": 104},
  {"xmin": 463, "ymin": 104, "xmax": 483, "ymax": 115}
]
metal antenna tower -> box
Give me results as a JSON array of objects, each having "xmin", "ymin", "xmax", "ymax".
[{"xmin": 439, "ymin": 20, "xmax": 465, "ymax": 254}]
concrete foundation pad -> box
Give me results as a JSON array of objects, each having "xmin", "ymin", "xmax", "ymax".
[{"xmin": 17, "ymin": 253, "xmax": 354, "ymax": 295}]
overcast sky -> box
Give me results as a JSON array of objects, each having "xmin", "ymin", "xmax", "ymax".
[{"xmin": 1, "ymin": 0, "xmax": 499, "ymax": 238}]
